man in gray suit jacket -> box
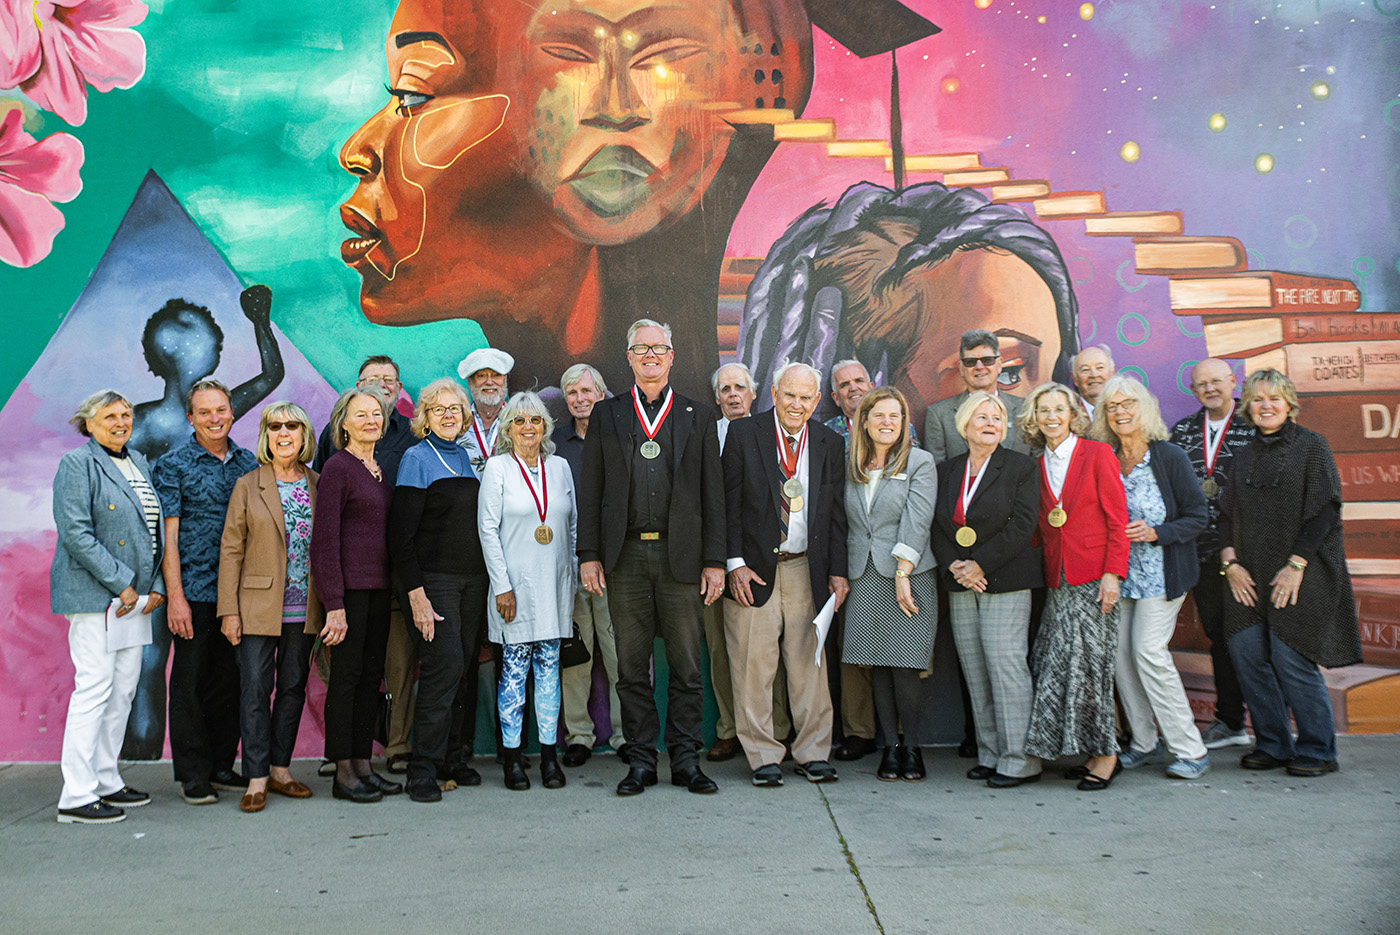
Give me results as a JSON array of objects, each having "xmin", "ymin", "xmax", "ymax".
[{"xmin": 923, "ymin": 330, "xmax": 1031, "ymax": 463}]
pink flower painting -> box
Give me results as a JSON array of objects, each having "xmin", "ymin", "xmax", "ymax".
[
  {"xmin": 2, "ymin": 0, "xmax": 148, "ymax": 126},
  {"xmin": 0, "ymin": 108, "xmax": 83, "ymax": 267}
]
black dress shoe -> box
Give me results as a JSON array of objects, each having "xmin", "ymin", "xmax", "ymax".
[
  {"xmin": 834, "ymin": 736, "xmax": 877, "ymax": 761},
  {"xmin": 1241, "ymin": 750, "xmax": 1289, "ymax": 770},
  {"xmin": 437, "ymin": 762, "xmax": 482, "ymax": 788},
  {"xmin": 957, "ymin": 739, "xmax": 978, "ymax": 759},
  {"xmin": 562, "ymin": 744, "xmax": 592, "ymax": 767},
  {"xmin": 616, "ymin": 764, "xmax": 659, "ymax": 796},
  {"xmin": 898, "ymin": 746, "xmax": 926, "ymax": 782},
  {"xmin": 1076, "ymin": 758, "xmax": 1123, "ymax": 792},
  {"xmin": 332, "ymin": 779, "xmax": 383, "ymax": 803},
  {"xmin": 1064, "ymin": 764, "xmax": 1091, "ymax": 781},
  {"xmin": 210, "ymin": 769, "xmax": 248, "ymax": 790},
  {"xmin": 406, "ymin": 777, "xmax": 441, "ymax": 803},
  {"xmin": 359, "ymin": 772, "xmax": 403, "ymax": 795},
  {"xmin": 988, "ymin": 771, "xmax": 1042, "ymax": 788},
  {"xmin": 670, "ymin": 765, "xmax": 719, "ymax": 794},
  {"xmin": 1285, "ymin": 756, "xmax": 1339, "ymax": 777},
  {"xmin": 966, "ymin": 765, "xmax": 995, "ymax": 781},
  {"xmin": 503, "ymin": 761, "xmax": 531, "ymax": 791},
  {"xmin": 876, "ymin": 746, "xmax": 901, "ymax": 781}
]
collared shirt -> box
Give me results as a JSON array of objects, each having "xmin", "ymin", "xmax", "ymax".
[
  {"xmin": 550, "ymin": 420, "xmax": 587, "ymax": 491},
  {"xmin": 726, "ymin": 412, "xmax": 810, "ymax": 571},
  {"xmin": 458, "ymin": 406, "xmax": 504, "ymax": 476},
  {"xmin": 717, "ymin": 414, "xmax": 736, "ymax": 453},
  {"xmin": 153, "ymin": 434, "xmax": 258, "ymax": 602},
  {"xmin": 1169, "ymin": 401, "xmax": 1255, "ymax": 561},
  {"xmin": 1080, "ymin": 396, "xmax": 1097, "ymax": 420},
  {"xmin": 627, "ymin": 385, "xmax": 675, "ymax": 534},
  {"xmin": 1041, "ymin": 432, "xmax": 1079, "ymax": 500}
]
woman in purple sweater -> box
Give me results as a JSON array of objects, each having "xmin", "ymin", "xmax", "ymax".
[{"xmin": 311, "ymin": 386, "xmax": 403, "ymax": 803}]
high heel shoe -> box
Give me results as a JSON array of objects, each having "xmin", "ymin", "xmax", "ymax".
[
  {"xmin": 1076, "ymin": 757, "xmax": 1123, "ymax": 792},
  {"xmin": 876, "ymin": 746, "xmax": 901, "ymax": 782}
]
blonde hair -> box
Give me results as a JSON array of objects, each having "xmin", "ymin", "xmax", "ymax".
[
  {"xmin": 1240, "ymin": 368, "xmax": 1300, "ymax": 424},
  {"xmin": 328, "ymin": 385, "xmax": 388, "ymax": 450},
  {"xmin": 848, "ymin": 386, "xmax": 911, "ymax": 485},
  {"xmin": 254, "ymin": 401, "xmax": 316, "ymax": 465},
  {"xmin": 1019, "ymin": 382, "xmax": 1090, "ymax": 448},
  {"xmin": 410, "ymin": 378, "xmax": 471, "ymax": 439},
  {"xmin": 954, "ymin": 391, "xmax": 1008, "ymax": 445},
  {"xmin": 1090, "ymin": 375, "xmax": 1169, "ymax": 449}
]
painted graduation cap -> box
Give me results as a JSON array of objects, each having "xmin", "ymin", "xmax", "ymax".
[{"xmin": 805, "ymin": 0, "xmax": 940, "ymax": 189}]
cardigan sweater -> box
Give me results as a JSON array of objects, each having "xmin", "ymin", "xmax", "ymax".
[
  {"xmin": 1137, "ymin": 439, "xmax": 1210, "ymax": 601},
  {"xmin": 310, "ymin": 449, "xmax": 392, "ymax": 611}
]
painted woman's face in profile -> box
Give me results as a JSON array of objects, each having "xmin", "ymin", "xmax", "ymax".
[
  {"xmin": 516, "ymin": 0, "xmax": 746, "ymax": 246},
  {"xmin": 338, "ymin": 0, "xmax": 525, "ymax": 324}
]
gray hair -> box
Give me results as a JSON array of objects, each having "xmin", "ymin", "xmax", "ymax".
[
  {"xmin": 560, "ymin": 363, "xmax": 608, "ymax": 398},
  {"xmin": 626, "ymin": 318, "xmax": 674, "ymax": 347},
  {"xmin": 829, "ymin": 358, "xmax": 868, "ymax": 392},
  {"xmin": 410, "ymin": 378, "xmax": 472, "ymax": 440},
  {"xmin": 1073, "ymin": 344, "xmax": 1115, "ymax": 369},
  {"xmin": 493, "ymin": 391, "xmax": 557, "ymax": 457},
  {"xmin": 773, "ymin": 360, "xmax": 822, "ymax": 389},
  {"xmin": 328, "ymin": 385, "xmax": 389, "ymax": 450},
  {"xmin": 960, "ymin": 329, "xmax": 999, "ymax": 356},
  {"xmin": 1090, "ymin": 374, "xmax": 1170, "ymax": 447},
  {"xmin": 711, "ymin": 361, "xmax": 755, "ymax": 396},
  {"xmin": 70, "ymin": 389, "xmax": 131, "ymax": 436}
]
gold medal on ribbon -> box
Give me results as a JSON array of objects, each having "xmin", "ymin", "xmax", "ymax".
[
  {"xmin": 1201, "ymin": 476, "xmax": 1219, "ymax": 497},
  {"xmin": 956, "ymin": 526, "xmax": 977, "ymax": 547},
  {"xmin": 535, "ymin": 524, "xmax": 553, "ymax": 545},
  {"xmin": 1047, "ymin": 506, "xmax": 1068, "ymax": 527}
]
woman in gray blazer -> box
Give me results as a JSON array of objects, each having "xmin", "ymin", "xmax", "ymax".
[
  {"xmin": 931, "ymin": 392, "xmax": 1044, "ymax": 788},
  {"xmin": 844, "ymin": 387, "xmax": 938, "ymax": 782},
  {"xmin": 51, "ymin": 390, "xmax": 165, "ymax": 824}
]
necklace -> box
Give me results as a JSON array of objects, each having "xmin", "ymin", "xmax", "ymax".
[{"xmin": 353, "ymin": 453, "xmax": 382, "ymax": 482}]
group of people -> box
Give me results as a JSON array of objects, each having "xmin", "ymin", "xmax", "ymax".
[{"xmin": 50, "ymin": 320, "xmax": 1361, "ymax": 823}]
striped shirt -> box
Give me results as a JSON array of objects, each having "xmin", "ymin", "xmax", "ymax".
[{"xmin": 109, "ymin": 453, "xmax": 160, "ymax": 557}]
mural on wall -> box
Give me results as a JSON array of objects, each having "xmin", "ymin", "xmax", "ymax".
[{"xmin": 2, "ymin": 0, "xmax": 1398, "ymax": 760}]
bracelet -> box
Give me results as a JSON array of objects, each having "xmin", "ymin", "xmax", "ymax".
[
  {"xmin": 1219, "ymin": 559, "xmax": 1240, "ymax": 576},
  {"xmin": 1287, "ymin": 558, "xmax": 1306, "ymax": 571},
  {"xmin": 894, "ymin": 570, "xmax": 910, "ymax": 578}
]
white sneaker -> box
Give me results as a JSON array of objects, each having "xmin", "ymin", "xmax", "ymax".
[{"xmin": 1200, "ymin": 719, "xmax": 1251, "ymax": 749}]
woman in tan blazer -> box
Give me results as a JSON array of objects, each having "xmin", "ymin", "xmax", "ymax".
[{"xmin": 218, "ymin": 403, "xmax": 326, "ymax": 812}]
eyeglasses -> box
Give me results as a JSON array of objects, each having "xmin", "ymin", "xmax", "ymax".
[
  {"xmin": 427, "ymin": 405, "xmax": 464, "ymax": 417},
  {"xmin": 960, "ymin": 355, "xmax": 999, "ymax": 368},
  {"xmin": 628, "ymin": 344, "xmax": 672, "ymax": 357},
  {"xmin": 1103, "ymin": 399, "xmax": 1139, "ymax": 414},
  {"xmin": 265, "ymin": 421, "xmax": 301, "ymax": 432},
  {"xmin": 1035, "ymin": 406, "xmax": 1070, "ymax": 417},
  {"xmin": 1191, "ymin": 378, "xmax": 1231, "ymax": 389},
  {"xmin": 512, "ymin": 416, "xmax": 545, "ymax": 426},
  {"xmin": 359, "ymin": 376, "xmax": 400, "ymax": 387}
]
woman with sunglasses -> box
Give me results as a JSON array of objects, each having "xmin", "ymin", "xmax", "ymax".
[{"xmin": 478, "ymin": 392, "xmax": 578, "ymax": 790}]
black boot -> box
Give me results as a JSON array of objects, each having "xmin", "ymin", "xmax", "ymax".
[
  {"xmin": 503, "ymin": 747, "xmax": 531, "ymax": 791},
  {"xmin": 876, "ymin": 746, "xmax": 901, "ymax": 782},
  {"xmin": 540, "ymin": 745, "xmax": 566, "ymax": 789}
]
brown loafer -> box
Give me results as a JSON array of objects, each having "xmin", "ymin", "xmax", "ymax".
[
  {"xmin": 706, "ymin": 737, "xmax": 740, "ymax": 762},
  {"xmin": 268, "ymin": 777, "xmax": 313, "ymax": 799},
  {"xmin": 239, "ymin": 791, "xmax": 266, "ymax": 813}
]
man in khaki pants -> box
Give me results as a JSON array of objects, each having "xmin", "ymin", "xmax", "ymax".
[
  {"xmin": 722, "ymin": 362, "xmax": 848, "ymax": 786},
  {"xmin": 706, "ymin": 363, "xmax": 790, "ymax": 762}
]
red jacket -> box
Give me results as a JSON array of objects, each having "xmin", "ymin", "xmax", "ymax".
[{"xmin": 1034, "ymin": 438, "xmax": 1129, "ymax": 587}]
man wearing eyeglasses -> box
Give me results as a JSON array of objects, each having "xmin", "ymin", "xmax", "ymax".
[
  {"xmin": 1169, "ymin": 358, "xmax": 1255, "ymax": 751},
  {"xmin": 313, "ymin": 354, "xmax": 420, "ymax": 774},
  {"xmin": 923, "ymin": 330, "xmax": 1031, "ymax": 464},
  {"xmin": 577, "ymin": 319, "xmax": 727, "ymax": 796},
  {"xmin": 455, "ymin": 348, "xmax": 514, "ymax": 476}
]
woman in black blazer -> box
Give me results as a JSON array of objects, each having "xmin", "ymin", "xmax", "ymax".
[
  {"xmin": 931, "ymin": 392, "xmax": 1044, "ymax": 787},
  {"xmin": 1091, "ymin": 376, "xmax": 1209, "ymax": 780}
]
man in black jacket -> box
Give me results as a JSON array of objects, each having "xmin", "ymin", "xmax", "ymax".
[
  {"xmin": 577, "ymin": 319, "xmax": 726, "ymax": 795},
  {"xmin": 723, "ymin": 362, "xmax": 849, "ymax": 787}
]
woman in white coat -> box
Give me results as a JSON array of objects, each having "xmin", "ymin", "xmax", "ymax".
[{"xmin": 478, "ymin": 391, "xmax": 578, "ymax": 790}]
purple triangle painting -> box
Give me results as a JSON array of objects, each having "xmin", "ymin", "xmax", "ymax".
[{"xmin": 0, "ymin": 171, "xmax": 338, "ymax": 762}]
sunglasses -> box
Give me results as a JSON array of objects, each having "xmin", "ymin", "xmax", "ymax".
[
  {"xmin": 266, "ymin": 421, "xmax": 302, "ymax": 432},
  {"xmin": 960, "ymin": 355, "xmax": 999, "ymax": 368}
]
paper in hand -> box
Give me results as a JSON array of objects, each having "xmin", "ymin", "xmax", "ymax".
[
  {"xmin": 812, "ymin": 593, "xmax": 837, "ymax": 667},
  {"xmin": 106, "ymin": 594, "xmax": 155, "ymax": 653}
]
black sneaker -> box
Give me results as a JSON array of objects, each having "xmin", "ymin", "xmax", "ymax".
[
  {"xmin": 100, "ymin": 786, "xmax": 150, "ymax": 807},
  {"xmin": 181, "ymin": 781, "xmax": 219, "ymax": 805},
  {"xmin": 58, "ymin": 801, "xmax": 126, "ymax": 824}
]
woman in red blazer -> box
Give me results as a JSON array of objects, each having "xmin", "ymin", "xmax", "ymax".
[{"xmin": 1018, "ymin": 382, "xmax": 1129, "ymax": 790}]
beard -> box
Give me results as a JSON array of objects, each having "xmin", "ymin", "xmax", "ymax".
[{"xmin": 475, "ymin": 386, "xmax": 507, "ymax": 409}]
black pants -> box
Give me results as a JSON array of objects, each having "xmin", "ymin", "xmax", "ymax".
[
  {"xmin": 408, "ymin": 571, "xmax": 488, "ymax": 782},
  {"xmin": 235, "ymin": 623, "xmax": 312, "ymax": 779},
  {"xmin": 873, "ymin": 666, "xmax": 938, "ymax": 748},
  {"xmin": 169, "ymin": 600, "xmax": 241, "ymax": 783},
  {"xmin": 607, "ymin": 539, "xmax": 706, "ymax": 772},
  {"xmin": 323, "ymin": 589, "xmax": 390, "ymax": 761},
  {"xmin": 1194, "ymin": 562, "xmax": 1247, "ymax": 730}
]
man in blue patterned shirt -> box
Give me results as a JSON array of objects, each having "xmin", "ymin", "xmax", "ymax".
[{"xmin": 154, "ymin": 379, "xmax": 258, "ymax": 805}]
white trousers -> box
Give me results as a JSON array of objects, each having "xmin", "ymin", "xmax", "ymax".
[
  {"xmin": 1115, "ymin": 595, "xmax": 1207, "ymax": 761},
  {"xmin": 59, "ymin": 613, "xmax": 142, "ymax": 809}
]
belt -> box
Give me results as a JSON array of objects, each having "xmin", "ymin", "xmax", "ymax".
[
  {"xmin": 776, "ymin": 550, "xmax": 806, "ymax": 563},
  {"xmin": 634, "ymin": 531, "xmax": 667, "ymax": 541}
]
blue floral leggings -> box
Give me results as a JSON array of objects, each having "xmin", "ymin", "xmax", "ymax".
[{"xmin": 498, "ymin": 639, "xmax": 561, "ymax": 749}]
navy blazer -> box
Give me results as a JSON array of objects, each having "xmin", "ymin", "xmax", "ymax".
[
  {"xmin": 723, "ymin": 412, "xmax": 848, "ymax": 608},
  {"xmin": 931, "ymin": 446, "xmax": 1043, "ymax": 593},
  {"xmin": 1141, "ymin": 439, "xmax": 1209, "ymax": 600},
  {"xmin": 576, "ymin": 388, "xmax": 725, "ymax": 583},
  {"xmin": 50, "ymin": 437, "xmax": 166, "ymax": 614}
]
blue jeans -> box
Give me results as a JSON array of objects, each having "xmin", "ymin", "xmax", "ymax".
[{"xmin": 1227, "ymin": 623, "xmax": 1337, "ymax": 762}]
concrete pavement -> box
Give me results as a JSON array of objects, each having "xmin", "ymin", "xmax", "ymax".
[{"xmin": 2, "ymin": 736, "xmax": 1398, "ymax": 934}]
